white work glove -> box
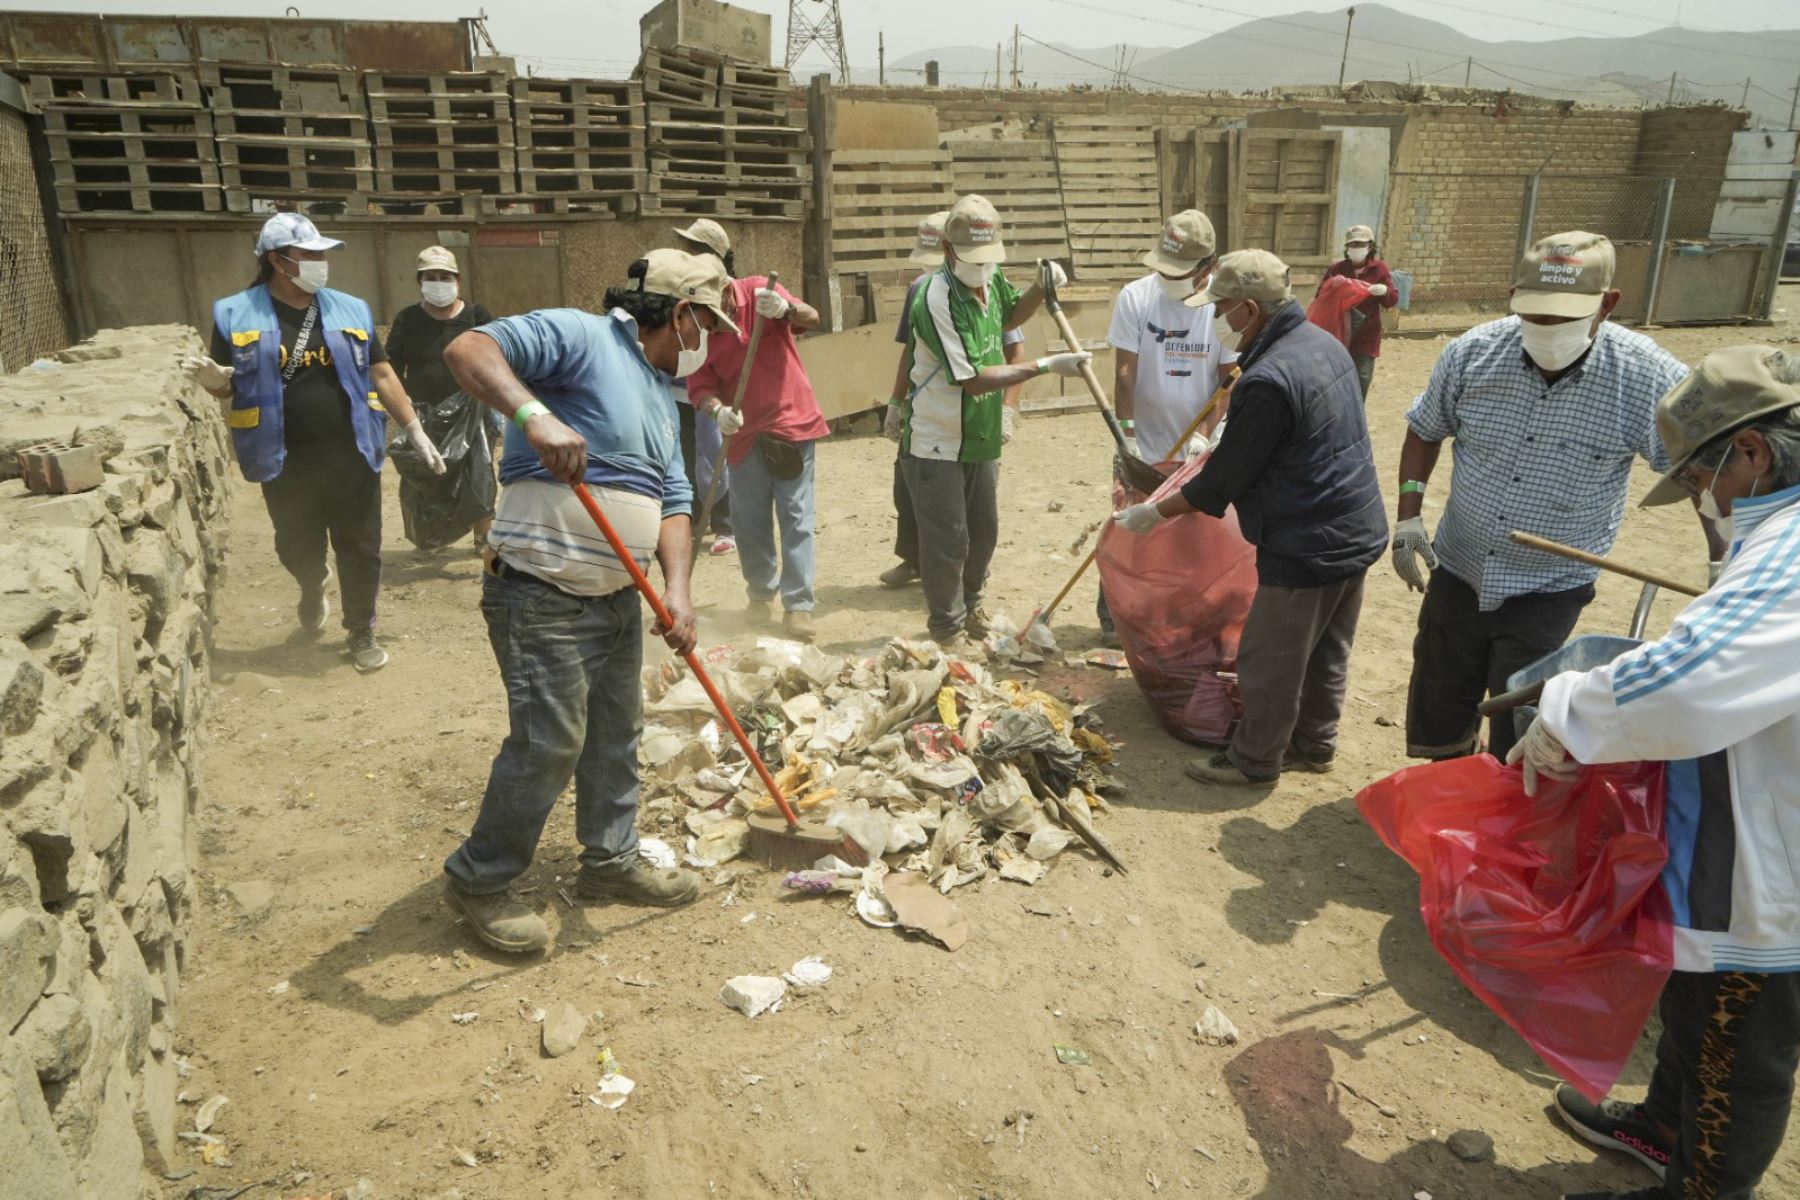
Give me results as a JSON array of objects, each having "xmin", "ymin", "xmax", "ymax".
[
  {"xmin": 883, "ymin": 402, "xmax": 905, "ymax": 442},
  {"xmin": 1505, "ymin": 714, "xmax": 1578, "ymax": 797},
  {"xmin": 1391, "ymin": 515, "xmax": 1438, "ymax": 593},
  {"xmin": 1366, "ymin": 284, "xmax": 1389, "ymax": 298},
  {"xmin": 402, "ymin": 418, "xmax": 448, "ymax": 476},
  {"xmin": 1037, "ymin": 259, "xmax": 1069, "ymax": 291},
  {"xmin": 1039, "ymin": 351, "xmax": 1092, "ymax": 378},
  {"xmin": 183, "ymin": 354, "xmax": 234, "ymax": 393},
  {"xmin": 1113, "ymin": 501, "xmax": 1163, "ymax": 535},
  {"xmin": 754, "ymin": 287, "xmax": 790, "ymax": 320},
  {"xmin": 714, "ymin": 405, "xmax": 744, "ymax": 436},
  {"xmin": 1001, "ymin": 405, "xmax": 1017, "ymax": 446}
]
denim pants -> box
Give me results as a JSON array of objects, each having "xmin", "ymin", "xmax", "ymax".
[
  {"xmin": 727, "ymin": 439, "xmax": 815, "ymax": 611},
  {"xmin": 444, "ymin": 569, "xmax": 643, "ymax": 893}
]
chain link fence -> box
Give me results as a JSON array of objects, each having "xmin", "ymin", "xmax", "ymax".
[{"xmin": 0, "ymin": 105, "xmax": 68, "ymax": 370}]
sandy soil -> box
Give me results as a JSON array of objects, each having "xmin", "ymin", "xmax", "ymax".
[{"xmin": 175, "ymin": 288, "xmax": 1800, "ymax": 1200}]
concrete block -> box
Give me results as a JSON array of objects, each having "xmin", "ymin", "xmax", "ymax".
[
  {"xmin": 0, "ymin": 908, "xmax": 59, "ymax": 1031},
  {"xmin": 0, "ymin": 1036, "xmax": 79, "ymax": 1199}
]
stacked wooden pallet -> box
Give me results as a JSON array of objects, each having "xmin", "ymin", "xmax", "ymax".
[
  {"xmin": 829, "ymin": 148, "xmax": 954, "ymax": 276},
  {"xmin": 1050, "ymin": 116, "xmax": 1162, "ymax": 283},
  {"xmin": 202, "ymin": 62, "xmax": 370, "ymax": 214},
  {"xmin": 504, "ymin": 77, "xmax": 644, "ymax": 214},
  {"xmin": 365, "ymin": 71, "xmax": 516, "ymax": 201},
  {"xmin": 637, "ymin": 47, "xmax": 805, "ymax": 218},
  {"xmin": 33, "ymin": 69, "xmax": 222, "ymax": 214},
  {"xmin": 945, "ymin": 137, "xmax": 1071, "ymax": 269}
]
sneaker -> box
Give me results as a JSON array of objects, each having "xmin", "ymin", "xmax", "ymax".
[
  {"xmin": 709, "ymin": 534, "xmax": 737, "ymax": 556},
  {"xmin": 879, "ymin": 562, "xmax": 921, "ymax": 588},
  {"xmin": 1282, "ymin": 746, "xmax": 1336, "ymax": 774},
  {"xmin": 1553, "ymin": 1085, "xmax": 1672, "ymax": 1180},
  {"xmin": 783, "ymin": 609, "xmax": 816, "ymax": 643},
  {"xmin": 576, "ymin": 860, "xmax": 700, "ymax": 908},
  {"xmin": 298, "ymin": 567, "xmax": 333, "ymax": 633},
  {"xmin": 347, "ymin": 629, "xmax": 389, "ymax": 674},
  {"xmin": 964, "ymin": 606, "xmax": 993, "ymax": 639},
  {"xmin": 443, "ymin": 878, "xmax": 549, "ymax": 953},
  {"xmin": 1184, "ymin": 752, "xmax": 1278, "ymax": 788}
]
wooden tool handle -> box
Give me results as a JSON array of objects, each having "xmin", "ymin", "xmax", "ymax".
[
  {"xmin": 1508, "ymin": 531, "xmax": 1703, "ymax": 598},
  {"xmin": 1477, "ymin": 678, "xmax": 1547, "ymax": 719},
  {"xmin": 693, "ymin": 271, "xmax": 777, "ymax": 561}
]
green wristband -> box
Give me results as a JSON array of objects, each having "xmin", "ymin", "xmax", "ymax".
[
  {"xmin": 1035, "ymin": 357, "xmax": 1050, "ymax": 374},
  {"xmin": 1399, "ymin": 480, "xmax": 1425, "ymax": 496},
  {"xmin": 1119, "ymin": 418, "xmax": 1135, "ymax": 431},
  {"xmin": 514, "ymin": 399, "xmax": 550, "ymax": 428}
]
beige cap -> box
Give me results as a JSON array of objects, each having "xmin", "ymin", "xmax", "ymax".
[
  {"xmin": 909, "ymin": 210, "xmax": 950, "ymax": 267},
  {"xmin": 1143, "ymin": 210, "xmax": 1217, "ymax": 276},
  {"xmin": 1511, "ymin": 230, "xmax": 1616, "ymax": 319},
  {"xmin": 1642, "ymin": 346, "xmax": 1800, "ymax": 507},
  {"xmin": 944, "ymin": 193, "xmax": 1005, "ymax": 265},
  {"xmin": 416, "ymin": 245, "xmax": 459, "ymax": 274},
  {"xmin": 672, "ymin": 218, "xmax": 730, "ymax": 258},
  {"xmin": 1345, "ymin": 224, "xmax": 1374, "ymax": 244},
  {"xmin": 1186, "ymin": 249, "xmax": 1292, "ymax": 308},
  {"xmin": 641, "ymin": 248, "xmax": 741, "ymax": 335}
]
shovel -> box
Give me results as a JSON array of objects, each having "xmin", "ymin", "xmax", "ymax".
[{"xmin": 1037, "ymin": 260, "xmax": 1166, "ymax": 496}]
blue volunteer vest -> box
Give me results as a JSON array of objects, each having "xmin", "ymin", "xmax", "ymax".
[{"xmin": 213, "ymin": 284, "xmax": 385, "ymax": 483}]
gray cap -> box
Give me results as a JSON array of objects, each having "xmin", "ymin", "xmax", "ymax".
[
  {"xmin": 1642, "ymin": 346, "xmax": 1800, "ymax": 507},
  {"xmin": 1186, "ymin": 249, "xmax": 1292, "ymax": 308},
  {"xmin": 1143, "ymin": 210, "xmax": 1217, "ymax": 276}
]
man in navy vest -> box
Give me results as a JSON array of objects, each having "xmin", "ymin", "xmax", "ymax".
[
  {"xmin": 1112, "ymin": 249, "xmax": 1388, "ymax": 787},
  {"xmin": 185, "ymin": 213, "xmax": 444, "ymax": 673}
]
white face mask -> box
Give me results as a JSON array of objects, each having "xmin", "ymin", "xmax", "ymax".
[
  {"xmin": 1346, "ymin": 247, "xmax": 1369, "ymax": 264},
  {"xmin": 421, "ymin": 279, "xmax": 459, "ymax": 308},
  {"xmin": 1157, "ymin": 273, "xmax": 1197, "ymax": 302},
  {"xmin": 1212, "ymin": 304, "xmax": 1247, "ymax": 353},
  {"xmin": 673, "ymin": 310, "xmax": 709, "ymax": 379},
  {"xmin": 284, "ymin": 255, "xmax": 329, "ymax": 295},
  {"xmin": 1519, "ymin": 316, "xmax": 1595, "ymax": 372},
  {"xmin": 951, "ymin": 259, "xmax": 994, "ymax": 289},
  {"xmin": 1698, "ymin": 444, "xmax": 1764, "ymax": 546}
]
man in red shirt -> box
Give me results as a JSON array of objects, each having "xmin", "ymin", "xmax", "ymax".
[
  {"xmin": 1321, "ymin": 224, "xmax": 1398, "ymax": 399},
  {"xmin": 686, "ymin": 275, "xmax": 831, "ymax": 641}
]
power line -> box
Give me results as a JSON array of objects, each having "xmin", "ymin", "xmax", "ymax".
[
  {"xmin": 1016, "ymin": 31, "xmax": 1201, "ymax": 92},
  {"xmin": 1408, "ymin": 0, "xmax": 1800, "ymax": 66}
]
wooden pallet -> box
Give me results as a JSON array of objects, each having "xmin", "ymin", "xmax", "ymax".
[
  {"xmin": 44, "ymin": 107, "xmax": 212, "ymax": 136},
  {"xmin": 221, "ymin": 164, "xmax": 374, "ymax": 193},
  {"xmin": 516, "ymin": 147, "xmax": 642, "ymax": 174},
  {"xmin": 652, "ymin": 120, "xmax": 805, "ymax": 152},
  {"xmin": 373, "ymin": 145, "xmax": 517, "ymax": 173},
  {"xmin": 647, "ymin": 151, "xmax": 806, "ymax": 183},
  {"xmin": 1051, "ymin": 117, "xmax": 1162, "ymax": 282},
  {"xmin": 373, "ymin": 170, "xmax": 513, "ymax": 195},
  {"xmin": 55, "ymin": 183, "xmax": 222, "ymax": 214},
  {"xmin": 648, "ymin": 101, "xmax": 779, "ymax": 126},
  {"xmin": 367, "ymin": 94, "xmax": 511, "ymax": 123},
  {"xmin": 29, "ymin": 70, "xmax": 198, "ymax": 106},
  {"xmin": 830, "ymin": 148, "xmax": 956, "ymax": 275},
  {"xmin": 516, "ymin": 167, "xmax": 645, "ymax": 194},
  {"xmin": 47, "ymin": 131, "xmax": 214, "ymax": 163},
  {"xmin": 947, "ymin": 137, "xmax": 1071, "ymax": 266},
  {"xmin": 49, "ymin": 158, "xmax": 220, "ymax": 187},
  {"xmin": 485, "ymin": 192, "xmax": 636, "ymax": 217},
  {"xmin": 638, "ymin": 48, "xmax": 720, "ymax": 106},
  {"xmin": 513, "ymin": 99, "xmax": 640, "ymax": 131},
  {"xmin": 372, "ymin": 120, "xmax": 513, "ymax": 148},
  {"xmin": 514, "ymin": 124, "xmax": 645, "ymax": 152},
  {"xmin": 509, "ymin": 77, "xmax": 639, "ymax": 114},
  {"xmin": 224, "ymin": 187, "xmax": 364, "ymax": 216},
  {"xmin": 642, "ymin": 193, "xmax": 802, "ymax": 219},
  {"xmin": 215, "ymin": 137, "xmax": 373, "ymax": 170},
  {"xmin": 200, "ymin": 62, "xmax": 356, "ymax": 102},
  {"xmin": 214, "ymin": 111, "xmax": 368, "ymax": 139},
  {"xmin": 362, "ymin": 70, "xmax": 509, "ymax": 97}
]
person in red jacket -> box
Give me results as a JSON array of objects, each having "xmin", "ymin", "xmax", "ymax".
[{"xmin": 1321, "ymin": 224, "xmax": 1398, "ymax": 399}]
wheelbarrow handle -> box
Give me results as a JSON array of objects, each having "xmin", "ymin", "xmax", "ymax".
[{"xmin": 1476, "ymin": 679, "xmax": 1548, "ymax": 719}]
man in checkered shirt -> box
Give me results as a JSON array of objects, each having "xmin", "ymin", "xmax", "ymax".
[{"xmin": 1391, "ymin": 230, "xmax": 1709, "ymax": 762}]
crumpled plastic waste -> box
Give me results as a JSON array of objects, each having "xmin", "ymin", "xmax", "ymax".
[
  {"xmin": 783, "ymin": 957, "xmax": 832, "ymax": 987},
  {"xmin": 976, "ymin": 709, "xmax": 1084, "ymax": 797}
]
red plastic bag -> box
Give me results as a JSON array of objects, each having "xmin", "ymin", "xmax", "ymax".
[
  {"xmin": 1306, "ymin": 275, "xmax": 1372, "ymax": 348},
  {"xmin": 1096, "ymin": 455, "xmax": 1259, "ymax": 745},
  {"xmin": 1357, "ymin": 756, "xmax": 1672, "ymax": 1101}
]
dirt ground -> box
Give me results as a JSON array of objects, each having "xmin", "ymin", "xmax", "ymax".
[{"xmin": 176, "ymin": 287, "xmax": 1800, "ymax": 1200}]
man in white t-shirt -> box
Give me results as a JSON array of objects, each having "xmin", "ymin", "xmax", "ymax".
[{"xmin": 1098, "ymin": 209, "xmax": 1235, "ymax": 639}]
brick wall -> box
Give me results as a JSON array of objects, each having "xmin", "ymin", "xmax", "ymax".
[
  {"xmin": 1635, "ymin": 106, "xmax": 1746, "ymax": 238},
  {"xmin": 0, "ymin": 106, "xmax": 68, "ymax": 370}
]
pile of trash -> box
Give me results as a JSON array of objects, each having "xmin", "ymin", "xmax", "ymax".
[{"xmin": 636, "ymin": 636, "xmax": 1123, "ymax": 907}]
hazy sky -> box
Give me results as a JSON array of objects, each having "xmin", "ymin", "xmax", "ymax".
[{"xmin": 6, "ymin": 0, "xmax": 1795, "ymax": 82}]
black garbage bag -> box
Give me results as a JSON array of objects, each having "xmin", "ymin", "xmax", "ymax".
[
  {"xmin": 975, "ymin": 709, "xmax": 1084, "ymax": 797},
  {"xmin": 387, "ymin": 391, "xmax": 498, "ymax": 550}
]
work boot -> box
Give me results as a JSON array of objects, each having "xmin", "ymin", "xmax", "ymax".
[
  {"xmin": 964, "ymin": 606, "xmax": 993, "ymax": 639},
  {"xmin": 746, "ymin": 597, "xmax": 778, "ymax": 627},
  {"xmin": 879, "ymin": 561, "xmax": 920, "ymax": 588},
  {"xmin": 1184, "ymin": 752, "xmax": 1278, "ymax": 788},
  {"xmin": 1282, "ymin": 745, "xmax": 1335, "ymax": 774},
  {"xmin": 443, "ymin": 878, "xmax": 549, "ymax": 953},
  {"xmin": 298, "ymin": 567, "xmax": 333, "ymax": 633},
  {"xmin": 347, "ymin": 628, "xmax": 389, "ymax": 674},
  {"xmin": 576, "ymin": 859, "xmax": 701, "ymax": 908},
  {"xmin": 783, "ymin": 609, "xmax": 816, "ymax": 643},
  {"xmin": 1552, "ymin": 1085, "xmax": 1672, "ymax": 1179}
]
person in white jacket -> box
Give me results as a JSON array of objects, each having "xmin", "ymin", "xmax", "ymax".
[{"xmin": 1509, "ymin": 345, "xmax": 1800, "ymax": 1200}]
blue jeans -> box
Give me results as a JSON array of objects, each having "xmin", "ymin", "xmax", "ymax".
[
  {"xmin": 727, "ymin": 439, "xmax": 815, "ymax": 611},
  {"xmin": 444, "ymin": 569, "xmax": 643, "ymax": 893}
]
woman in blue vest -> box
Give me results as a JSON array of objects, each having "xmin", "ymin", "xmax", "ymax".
[{"xmin": 183, "ymin": 213, "xmax": 444, "ymax": 674}]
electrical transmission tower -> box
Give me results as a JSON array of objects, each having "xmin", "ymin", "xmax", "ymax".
[{"xmin": 785, "ymin": 0, "xmax": 850, "ymax": 84}]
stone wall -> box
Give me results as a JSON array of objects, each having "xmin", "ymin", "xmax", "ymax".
[{"xmin": 0, "ymin": 326, "xmax": 229, "ymax": 1199}]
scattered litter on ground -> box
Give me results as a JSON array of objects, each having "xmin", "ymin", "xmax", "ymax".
[
  {"xmin": 592, "ymin": 1074, "xmax": 635, "ymax": 1109},
  {"xmin": 193, "ymin": 1094, "xmax": 228, "ymax": 1133},
  {"xmin": 344, "ymin": 1180, "xmax": 375, "ymax": 1200},
  {"xmin": 782, "ymin": 956, "xmax": 832, "ymax": 987},
  {"xmin": 1053, "ymin": 1044, "xmax": 1091, "ymax": 1066},
  {"xmin": 452, "ymin": 1147, "xmax": 478, "ymax": 1168},
  {"xmin": 1195, "ymin": 1006, "xmax": 1240, "ymax": 1045},
  {"xmin": 596, "ymin": 1046, "xmax": 621, "ymax": 1077},
  {"xmin": 637, "ymin": 838, "xmax": 677, "ymax": 869},
  {"xmin": 450, "ymin": 1011, "xmax": 479, "ymax": 1026},
  {"xmin": 267, "ymin": 980, "xmax": 289, "ymax": 996},
  {"xmin": 542, "ymin": 1003, "xmax": 587, "ymax": 1058},
  {"xmin": 883, "ymin": 871, "xmax": 969, "ymax": 951},
  {"xmin": 720, "ymin": 975, "xmax": 787, "ymax": 1018}
]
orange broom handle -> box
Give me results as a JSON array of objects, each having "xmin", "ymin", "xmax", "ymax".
[{"xmin": 570, "ymin": 482, "xmax": 800, "ymax": 829}]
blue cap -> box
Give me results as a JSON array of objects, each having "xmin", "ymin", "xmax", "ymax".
[{"xmin": 254, "ymin": 212, "xmax": 345, "ymax": 257}]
